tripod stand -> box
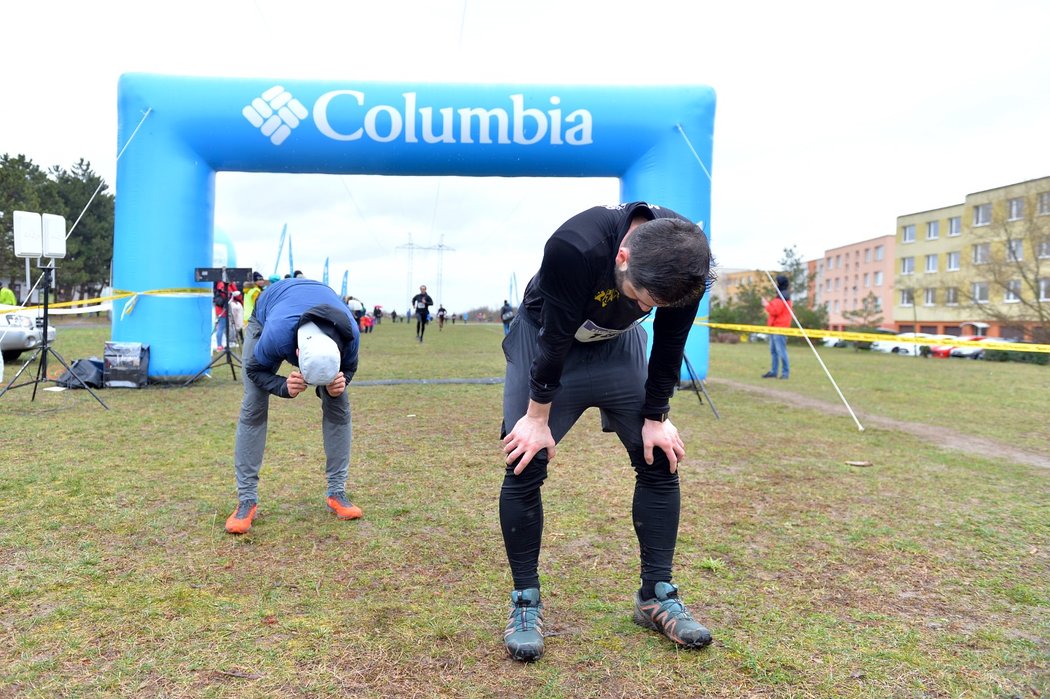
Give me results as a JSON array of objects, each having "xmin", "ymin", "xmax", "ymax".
[
  {"xmin": 682, "ymin": 354, "xmax": 719, "ymax": 420},
  {"xmin": 183, "ymin": 268, "xmax": 242, "ymax": 387},
  {"xmin": 0, "ymin": 264, "xmax": 108, "ymax": 409}
]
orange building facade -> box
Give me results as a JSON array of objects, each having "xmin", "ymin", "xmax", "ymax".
[{"xmin": 813, "ymin": 235, "xmax": 896, "ymax": 331}]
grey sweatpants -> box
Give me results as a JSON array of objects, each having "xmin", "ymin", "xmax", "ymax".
[{"xmin": 233, "ymin": 316, "xmax": 353, "ymax": 502}]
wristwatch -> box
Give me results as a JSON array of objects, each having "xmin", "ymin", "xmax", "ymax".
[{"xmin": 643, "ymin": 411, "xmax": 669, "ymax": 422}]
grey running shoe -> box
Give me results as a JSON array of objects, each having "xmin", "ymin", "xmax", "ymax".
[
  {"xmin": 504, "ymin": 588, "xmax": 544, "ymax": 661},
  {"xmin": 633, "ymin": 582, "xmax": 712, "ymax": 648}
]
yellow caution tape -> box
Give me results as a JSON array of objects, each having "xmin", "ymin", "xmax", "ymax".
[
  {"xmin": 12, "ymin": 288, "xmax": 211, "ymax": 313},
  {"xmin": 8, "ymin": 292, "xmax": 1048, "ymax": 354},
  {"xmin": 697, "ymin": 321, "xmax": 1050, "ymax": 354}
]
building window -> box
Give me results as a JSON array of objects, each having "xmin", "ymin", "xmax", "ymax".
[
  {"xmin": 901, "ymin": 256, "xmax": 915, "ymax": 274},
  {"xmin": 973, "ymin": 203, "xmax": 992, "ymax": 226},
  {"xmin": 902, "ymin": 224, "xmax": 916, "ymax": 242},
  {"xmin": 863, "ymin": 272, "xmax": 870, "ymax": 287},
  {"xmin": 826, "ymin": 256, "xmax": 833, "ymax": 270},
  {"xmin": 825, "ymin": 279, "xmax": 832, "ymax": 291},
  {"xmin": 1005, "ymin": 279, "xmax": 1022, "ymax": 302},
  {"xmin": 1040, "ymin": 278, "xmax": 1050, "ymax": 302},
  {"xmin": 948, "ymin": 216, "xmax": 961, "ymax": 236},
  {"xmin": 1007, "ymin": 239, "xmax": 1024, "ymax": 261},
  {"xmin": 945, "ymin": 287, "xmax": 959, "ymax": 305},
  {"xmin": 972, "ymin": 282, "xmax": 989, "ymax": 303},
  {"xmin": 1008, "ymin": 198, "xmax": 1024, "ymax": 221},
  {"xmin": 864, "ymin": 248, "xmax": 871, "ymax": 263},
  {"xmin": 874, "ymin": 245, "xmax": 884, "ymax": 261},
  {"xmin": 946, "ymin": 250, "xmax": 961, "ymax": 271},
  {"xmin": 924, "ymin": 254, "xmax": 938, "ymax": 273},
  {"xmin": 834, "ymin": 277, "xmax": 841, "ymax": 290},
  {"xmin": 874, "ymin": 296, "xmax": 882, "ymax": 311},
  {"xmin": 1039, "ymin": 240, "xmax": 1050, "ymax": 259},
  {"xmin": 973, "ymin": 243, "xmax": 990, "ymax": 264},
  {"xmin": 874, "ymin": 271, "xmax": 883, "ymax": 286},
  {"xmin": 924, "ymin": 288, "xmax": 936, "ymax": 306},
  {"xmin": 900, "ymin": 289, "xmax": 914, "ymax": 306},
  {"xmin": 833, "ymin": 300, "xmax": 839, "ymax": 313},
  {"xmin": 926, "ymin": 221, "xmax": 940, "ymax": 239},
  {"xmin": 836, "ymin": 254, "xmax": 841, "ymax": 268},
  {"xmin": 1039, "ymin": 192, "xmax": 1050, "ymax": 216}
]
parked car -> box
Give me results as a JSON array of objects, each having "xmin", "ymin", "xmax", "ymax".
[
  {"xmin": 821, "ymin": 335, "xmax": 847, "ymax": 348},
  {"xmin": 911, "ymin": 334, "xmax": 955, "ymax": 356},
  {"xmin": 951, "ymin": 336, "xmax": 1016, "ymax": 360},
  {"xmin": 1, "ymin": 310, "xmax": 57, "ymax": 362},
  {"xmin": 870, "ymin": 332, "xmax": 950, "ymax": 356},
  {"xmin": 929, "ymin": 335, "xmax": 983, "ymax": 359},
  {"xmin": 852, "ymin": 327, "xmax": 897, "ymax": 350},
  {"xmin": 870, "ymin": 332, "xmax": 922, "ymax": 354}
]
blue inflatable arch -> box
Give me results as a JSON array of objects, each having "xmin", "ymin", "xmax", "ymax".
[{"xmin": 114, "ymin": 74, "xmax": 716, "ymax": 380}]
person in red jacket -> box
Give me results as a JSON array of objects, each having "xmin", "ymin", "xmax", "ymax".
[{"xmin": 762, "ymin": 274, "xmax": 792, "ymax": 379}]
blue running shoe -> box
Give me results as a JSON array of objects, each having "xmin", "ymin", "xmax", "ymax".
[
  {"xmin": 633, "ymin": 582, "xmax": 712, "ymax": 648},
  {"xmin": 504, "ymin": 588, "xmax": 544, "ymax": 661}
]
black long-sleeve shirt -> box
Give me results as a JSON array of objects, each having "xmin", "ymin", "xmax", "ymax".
[
  {"xmin": 520, "ymin": 203, "xmax": 702, "ymax": 418},
  {"xmin": 411, "ymin": 293, "xmax": 433, "ymax": 315}
]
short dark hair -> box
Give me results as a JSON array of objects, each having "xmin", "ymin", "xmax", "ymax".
[{"xmin": 622, "ymin": 218, "xmax": 714, "ymax": 307}]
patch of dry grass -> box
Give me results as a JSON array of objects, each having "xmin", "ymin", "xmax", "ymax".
[{"xmin": 0, "ymin": 321, "xmax": 1047, "ymax": 697}]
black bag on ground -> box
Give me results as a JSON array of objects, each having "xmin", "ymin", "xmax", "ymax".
[{"xmin": 56, "ymin": 358, "xmax": 105, "ymax": 389}]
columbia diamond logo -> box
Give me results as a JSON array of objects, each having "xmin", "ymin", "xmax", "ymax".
[{"xmin": 242, "ymin": 86, "xmax": 309, "ymax": 145}]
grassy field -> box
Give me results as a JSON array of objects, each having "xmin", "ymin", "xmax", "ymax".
[
  {"xmin": 1, "ymin": 318, "xmax": 1047, "ymax": 698},
  {"xmin": 707, "ymin": 338, "xmax": 1050, "ymax": 459}
]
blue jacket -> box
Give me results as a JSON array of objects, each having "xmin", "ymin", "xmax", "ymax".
[{"xmin": 247, "ymin": 278, "xmax": 359, "ymax": 396}]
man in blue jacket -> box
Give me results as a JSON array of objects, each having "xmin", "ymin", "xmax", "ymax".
[{"xmin": 225, "ymin": 278, "xmax": 363, "ymax": 534}]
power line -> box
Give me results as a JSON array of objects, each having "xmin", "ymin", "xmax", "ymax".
[{"xmin": 396, "ymin": 234, "xmax": 456, "ymax": 306}]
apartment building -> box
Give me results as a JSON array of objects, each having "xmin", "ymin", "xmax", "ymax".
[
  {"xmin": 892, "ymin": 176, "xmax": 1050, "ymax": 340},
  {"xmin": 817, "ymin": 235, "xmax": 895, "ymax": 331},
  {"xmin": 708, "ymin": 268, "xmax": 774, "ymax": 305}
]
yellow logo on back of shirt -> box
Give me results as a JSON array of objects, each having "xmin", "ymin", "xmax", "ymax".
[{"xmin": 594, "ymin": 288, "xmax": 620, "ymax": 307}]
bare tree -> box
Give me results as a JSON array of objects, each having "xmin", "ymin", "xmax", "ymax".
[
  {"xmin": 841, "ymin": 291, "xmax": 884, "ymax": 328},
  {"xmin": 892, "ymin": 274, "xmax": 922, "ymax": 332},
  {"xmin": 776, "ymin": 245, "xmax": 828, "ymax": 329},
  {"xmin": 778, "ymin": 245, "xmax": 808, "ymax": 306},
  {"xmin": 957, "ymin": 185, "xmax": 1050, "ymax": 341}
]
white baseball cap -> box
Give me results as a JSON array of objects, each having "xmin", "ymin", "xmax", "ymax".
[{"xmin": 296, "ymin": 321, "xmax": 340, "ymax": 385}]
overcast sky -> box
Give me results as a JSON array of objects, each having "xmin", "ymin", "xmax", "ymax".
[{"xmin": 3, "ymin": 0, "xmax": 1049, "ymax": 313}]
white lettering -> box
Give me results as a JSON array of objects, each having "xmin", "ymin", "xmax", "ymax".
[
  {"xmin": 420, "ymin": 107, "xmax": 455, "ymax": 143},
  {"xmin": 510, "ymin": 94, "xmax": 548, "ymax": 145},
  {"xmin": 563, "ymin": 109, "xmax": 593, "ymax": 145},
  {"xmin": 403, "ymin": 92, "xmax": 417, "ymax": 143},
  {"xmin": 365, "ymin": 104, "xmax": 403, "ymax": 142},
  {"xmin": 314, "ymin": 90, "xmax": 364, "ymax": 141},
  {"xmin": 458, "ymin": 107, "xmax": 509, "ymax": 144},
  {"xmin": 312, "ymin": 89, "xmax": 592, "ymax": 146},
  {"xmin": 549, "ymin": 96, "xmax": 562, "ymax": 145}
]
